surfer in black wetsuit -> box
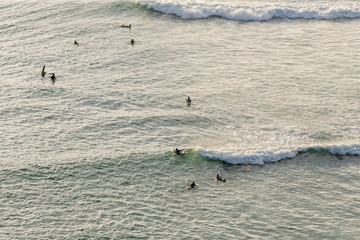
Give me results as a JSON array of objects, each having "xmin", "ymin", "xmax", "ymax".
[
  {"xmin": 174, "ymin": 148, "xmax": 184, "ymax": 156},
  {"xmin": 216, "ymin": 174, "xmax": 226, "ymax": 182},
  {"xmin": 50, "ymin": 73, "xmax": 56, "ymax": 83},
  {"xmin": 42, "ymin": 66, "xmax": 46, "ymax": 77},
  {"xmin": 74, "ymin": 40, "xmax": 79, "ymax": 45},
  {"xmin": 188, "ymin": 182, "xmax": 197, "ymax": 189},
  {"xmin": 121, "ymin": 24, "xmax": 131, "ymax": 29},
  {"xmin": 130, "ymin": 39, "xmax": 135, "ymax": 45}
]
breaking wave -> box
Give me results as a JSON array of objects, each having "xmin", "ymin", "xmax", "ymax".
[
  {"xmin": 137, "ymin": 0, "xmax": 360, "ymax": 21},
  {"xmin": 198, "ymin": 144, "xmax": 360, "ymax": 165}
]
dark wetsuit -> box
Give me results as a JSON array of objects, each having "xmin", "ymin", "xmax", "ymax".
[
  {"xmin": 50, "ymin": 74, "xmax": 56, "ymax": 83},
  {"xmin": 174, "ymin": 148, "xmax": 184, "ymax": 156},
  {"xmin": 217, "ymin": 175, "xmax": 226, "ymax": 182}
]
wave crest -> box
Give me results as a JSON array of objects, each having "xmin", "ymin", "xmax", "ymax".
[
  {"xmin": 198, "ymin": 144, "xmax": 360, "ymax": 165},
  {"xmin": 137, "ymin": 0, "xmax": 360, "ymax": 21}
]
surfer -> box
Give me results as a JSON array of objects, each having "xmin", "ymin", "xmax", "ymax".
[
  {"xmin": 50, "ymin": 73, "xmax": 56, "ymax": 82},
  {"xmin": 74, "ymin": 40, "xmax": 79, "ymax": 45},
  {"xmin": 130, "ymin": 39, "xmax": 135, "ymax": 45},
  {"xmin": 174, "ymin": 148, "xmax": 184, "ymax": 156},
  {"xmin": 186, "ymin": 97, "xmax": 191, "ymax": 103},
  {"xmin": 188, "ymin": 182, "xmax": 197, "ymax": 189},
  {"xmin": 121, "ymin": 24, "xmax": 131, "ymax": 29},
  {"xmin": 41, "ymin": 66, "xmax": 46, "ymax": 77},
  {"xmin": 216, "ymin": 174, "xmax": 226, "ymax": 182}
]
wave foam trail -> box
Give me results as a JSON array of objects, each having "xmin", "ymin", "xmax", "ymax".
[
  {"xmin": 137, "ymin": 0, "xmax": 360, "ymax": 21},
  {"xmin": 198, "ymin": 144, "xmax": 360, "ymax": 165}
]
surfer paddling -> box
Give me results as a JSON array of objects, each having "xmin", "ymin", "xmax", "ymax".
[
  {"xmin": 174, "ymin": 148, "xmax": 185, "ymax": 156},
  {"xmin": 216, "ymin": 174, "xmax": 226, "ymax": 182},
  {"xmin": 121, "ymin": 24, "xmax": 131, "ymax": 30}
]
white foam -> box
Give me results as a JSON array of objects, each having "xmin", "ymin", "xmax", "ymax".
[
  {"xmin": 198, "ymin": 144, "xmax": 360, "ymax": 165},
  {"xmin": 313, "ymin": 144, "xmax": 360, "ymax": 156},
  {"xmin": 137, "ymin": 0, "xmax": 360, "ymax": 21}
]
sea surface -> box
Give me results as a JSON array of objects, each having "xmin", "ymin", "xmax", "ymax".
[{"xmin": 1, "ymin": 0, "xmax": 360, "ymax": 239}]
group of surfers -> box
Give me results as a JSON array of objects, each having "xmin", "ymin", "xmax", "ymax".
[
  {"xmin": 120, "ymin": 24, "xmax": 134, "ymax": 45},
  {"xmin": 188, "ymin": 175, "xmax": 226, "ymax": 190},
  {"xmin": 41, "ymin": 66, "xmax": 56, "ymax": 83},
  {"xmin": 42, "ymin": 26, "xmax": 135, "ymax": 82},
  {"xmin": 173, "ymin": 148, "xmax": 226, "ymax": 189}
]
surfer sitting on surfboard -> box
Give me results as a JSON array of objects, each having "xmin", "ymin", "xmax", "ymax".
[
  {"xmin": 188, "ymin": 182, "xmax": 197, "ymax": 189},
  {"xmin": 50, "ymin": 73, "xmax": 56, "ymax": 82},
  {"xmin": 186, "ymin": 97, "xmax": 191, "ymax": 103},
  {"xmin": 216, "ymin": 174, "xmax": 226, "ymax": 182},
  {"xmin": 42, "ymin": 66, "xmax": 46, "ymax": 77}
]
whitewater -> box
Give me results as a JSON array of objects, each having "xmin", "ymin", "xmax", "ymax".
[
  {"xmin": 1, "ymin": 0, "xmax": 360, "ymax": 239},
  {"xmin": 138, "ymin": 0, "xmax": 360, "ymax": 21}
]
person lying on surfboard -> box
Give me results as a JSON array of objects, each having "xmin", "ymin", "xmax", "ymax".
[
  {"xmin": 174, "ymin": 148, "xmax": 185, "ymax": 156},
  {"xmin": 121, "ymin": 24, "xmax": 131, "ymax": 29},
  {"xmin": 216, "ymin": 174, "xmax": 226, "ymax": 182}
]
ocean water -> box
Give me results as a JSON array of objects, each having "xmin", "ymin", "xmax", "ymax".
[{"xmin": 1, "ymin": 0, "xmax": 360, "ymax": 239}]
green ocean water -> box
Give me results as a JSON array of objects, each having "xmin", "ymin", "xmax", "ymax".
[
  {"xmin": 2, "ymin": 151, "xmax": 359, "ymax": 239},
  {"xmin": 1, "ymin": 0, "xmax": 359, "ymax": 238}
]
